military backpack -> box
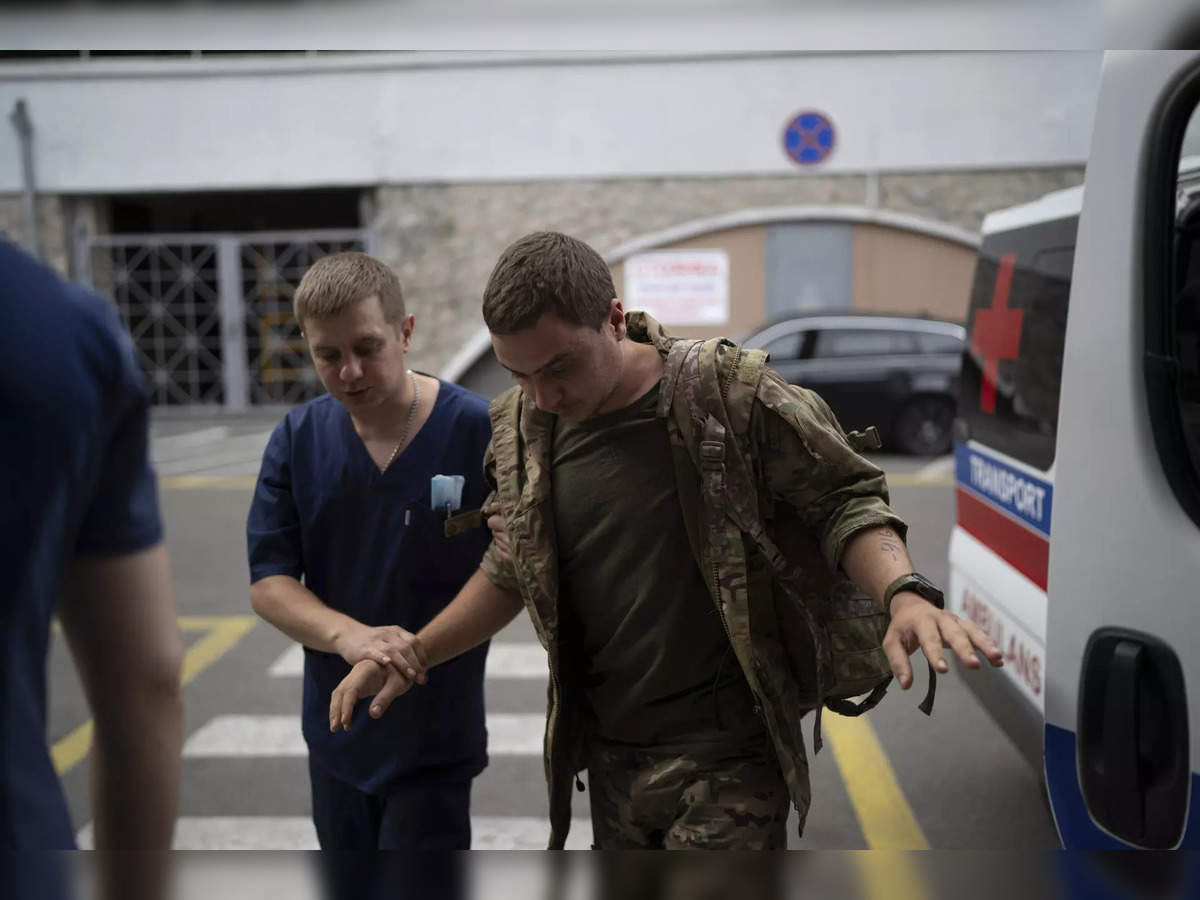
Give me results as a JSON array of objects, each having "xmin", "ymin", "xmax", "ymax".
[{"xmin": 659, "ymin": 337, "xmax": 936, "ymax": 751}]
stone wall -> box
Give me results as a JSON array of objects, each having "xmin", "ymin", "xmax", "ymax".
[
  {"xmin": 0, "ymin": 194, "xmax": 71, "ymax": 275},
  {"xmin": 4, "ymin": 166, "xmax": 1086, "ymax": 391},
  {"xmin": 371, "ymin": 166, "xmax": 1085, "ymax": 374},
  {"xmin": 877, "ymin": 169, "xmax": 1087, "ymax": 233},
  {"xmin": 0, "ymin": 193, "xmax": 111, "ymax": 278}
]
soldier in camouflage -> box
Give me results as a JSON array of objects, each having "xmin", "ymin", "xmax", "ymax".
[{"xmin": 329, "ymin": 232, "xmax": 1004, "ymax": 850}]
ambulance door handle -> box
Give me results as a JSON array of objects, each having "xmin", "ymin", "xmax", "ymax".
[
  {"xmin": 1100, "ymin": 641, "xmax": 1145, "ymax": 840},
  {"xmin": 1078, "ymin": 629, "xmax": 1189, "ymax": 848}
]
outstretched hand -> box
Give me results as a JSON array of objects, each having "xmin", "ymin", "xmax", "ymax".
[{"xmin": 883, "ymin": 592, "xmax": 1004, "ymax": 689}]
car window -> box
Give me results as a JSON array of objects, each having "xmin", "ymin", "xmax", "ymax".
[
  {"xmin": 812, "ymin": 328, "xmax": 917, "ymax": 357},
  {"xmin": 916, "ymin": 332, "xmax": 965, "ymax": 354},
  {"xmin": 760, "ymin": 329, "xmax": 806, "ymax": 361}
]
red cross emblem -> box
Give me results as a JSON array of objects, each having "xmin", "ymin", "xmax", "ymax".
[{"xmin": 972, "ymin": 253, "xmax": 1023, "ymax": 414}]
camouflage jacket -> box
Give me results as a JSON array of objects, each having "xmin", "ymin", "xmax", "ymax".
[{"xmin": 479, "ymin": 312, "xmax": 907, "ymax": 850}]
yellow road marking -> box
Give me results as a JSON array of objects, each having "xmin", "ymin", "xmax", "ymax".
[
  {"xmin": 160, "ymin": 475, "xmax": 258, "ymax": 490},
  {"xmin": 885, "ymin": 473, "xmax": 953, "ymax": 487},
  {"xmin": 176, "ymin": 616, "xmax": 258, "ymax": 684},
  {"xmin": 51, "ymin": 722, "xmax": 94, "ymax": 777},
  {"xmin": 51, "ymin": 616, "xmax": 258, "ymax": 775},
  {"xmin": 850, "ymin": 851, "xmax": 932, "ymax": 900},
  {"xmin": 824, "ymin": 711, "xmax": 930, "ymax": 850}
]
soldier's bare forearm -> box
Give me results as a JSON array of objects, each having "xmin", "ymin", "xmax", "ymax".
[
  {"xmin": 840, "ymin": 526, "xmax": 916, "ymax": 610},
  {"xmin": 417, "ymin": 568, "xmax": 526, "ymax": 668}
]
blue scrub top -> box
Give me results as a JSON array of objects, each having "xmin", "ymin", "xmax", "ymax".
[
  {"xmin": 247, "ymin": 381, "xmax": 494, "ymax": 794},
  {"xmin": 0, "ymin": 240, "xmax": 163, "ymax": 850}
]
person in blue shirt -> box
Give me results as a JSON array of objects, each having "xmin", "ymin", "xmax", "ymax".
[
  {"xmin": 247, "ymin": 252, "xmax": 494, "ymax": 851},
  {"xmin": 0, "ymin": 239, "xmax": 183, "ymax": 898}
]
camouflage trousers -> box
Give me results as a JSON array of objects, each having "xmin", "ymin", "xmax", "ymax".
[{"xmin": 585, "ymin": 742, "xmax": 790, "ymax": 850}]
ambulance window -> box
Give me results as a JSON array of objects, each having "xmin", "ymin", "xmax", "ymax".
[
  {"xmin": 960, "ymin": 218, "xmax": 1076, "ymax": 472},
  {"xmin": 1147, "ymin": 83, "xmax": 1200, "ymax": 528},
  {"xmin": 1177, "ymin": 109, "xmax": 1200, "ymax": 492}
]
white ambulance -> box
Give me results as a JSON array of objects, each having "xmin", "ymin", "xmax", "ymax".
[{"xmin": 950, "ymin": 50, "xmax": 1200, "ymax": 850}]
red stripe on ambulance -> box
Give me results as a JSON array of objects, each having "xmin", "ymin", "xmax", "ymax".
[{"xmin": 955, "ymin": 486, "xmax": 1049, "ymax": 590}]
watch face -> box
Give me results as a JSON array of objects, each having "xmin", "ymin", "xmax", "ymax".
[{"xmin": 908, "ymin": 574, "xmax": 945, "ymax": 607}]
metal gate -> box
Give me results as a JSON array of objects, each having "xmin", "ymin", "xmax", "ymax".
[{"xmin": 82, "ymin": 229, "xmax": 373, "ymax": 409}]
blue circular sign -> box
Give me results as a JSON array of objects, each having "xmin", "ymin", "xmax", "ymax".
[{"xmin": 783, "ymin": 111, "xmax": 836, "ymax": 166}]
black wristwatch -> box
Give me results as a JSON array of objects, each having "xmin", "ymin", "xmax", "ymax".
[{"xmin": 882, "ymin": 572, "xmax": 945, "ymax": 612}]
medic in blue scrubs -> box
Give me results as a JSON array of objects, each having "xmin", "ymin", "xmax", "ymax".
[{"xmin": 247, "ymin": 253, "xmax": 492, "ymax": 850}]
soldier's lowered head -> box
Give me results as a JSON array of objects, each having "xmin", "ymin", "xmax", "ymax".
[{"xmin": 484, "ymin": 231, "xmax": 631, "ymax": 422}]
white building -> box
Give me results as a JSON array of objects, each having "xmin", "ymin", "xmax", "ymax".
[{"xmin": 0, "ymin": 24, "xmax": 1102, "ymax": 406}]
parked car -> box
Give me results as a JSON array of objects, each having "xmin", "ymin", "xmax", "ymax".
[{"xmin": 740, "ymin": 313, "xmax": 966, "ymax": 455}]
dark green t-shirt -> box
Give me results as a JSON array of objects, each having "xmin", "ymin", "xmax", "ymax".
[{"xmin": 552, "ymin": 381, "xmax": 765, "ymax": 749}]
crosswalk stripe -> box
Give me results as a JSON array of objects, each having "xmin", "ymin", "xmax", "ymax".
[
  {"xmin": 183, "ymin": 713, "xmax": 546, "ymax": 757},
  {"xmin": 267, "ymin": 643, "xmax": 304, "ymax": 676},
  {"xmin": 183, "ymin": 715, "xmax": 305, "ymax": 757},
  {"xmin": 154, "ymin": 431, "xmax": 273, "ymax": 477},
  {"xmin": 150, "ymin": 426, "xmax": 230, "ymax": 460},
  {"xmin": 77, "ymin": 816, "xmax": 592, "ymax": 850},
  {"xmin": 267, "ymin": 642, "xmax": 548, "ymax": 680},
  {"xmin": 474, "ymin": 817, "xmax": 592, "ymax": 850},
  {"xmin": 484, "ymin": 712, "xmax": 545, "ymax": 755},
  {"xmin": 485, "ymin": 642, "xmax": 548, "ymax": 678}
]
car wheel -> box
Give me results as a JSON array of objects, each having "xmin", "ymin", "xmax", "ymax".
[{"xmin": 893, "ymin": 396, "xmax": 955, "ymax": 456}]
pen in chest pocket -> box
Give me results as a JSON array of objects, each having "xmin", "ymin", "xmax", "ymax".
[
  {"xmin": 431, "ymin": 474, "xmax": 465, "ymax": 517},
  {"xmin": 431, "ymin": 473, "xmax": 488, "ymax": 537}
]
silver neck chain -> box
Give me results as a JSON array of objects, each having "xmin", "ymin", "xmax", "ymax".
[{"xmin": 381, "ymin": 370, "xmax": 420, "ymax": 473}]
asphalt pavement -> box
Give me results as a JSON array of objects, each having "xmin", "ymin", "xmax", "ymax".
[{"xmin": 46, "ymin": 411, "xmax": 1059, "ymax": 855}]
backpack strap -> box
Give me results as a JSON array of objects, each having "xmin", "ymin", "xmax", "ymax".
[
  {"xmin": 663, "ymin": 338, "xmax": 835, "ymax": 750},
  {"xmin": 658, "ymin": 337, "xmax": 701, "ymax": 421},
  {"xmin": 700, "ymin": 413, "xmax": 835, "ymax": 754}
]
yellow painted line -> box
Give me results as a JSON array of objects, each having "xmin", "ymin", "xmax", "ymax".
[
  {"xmin": 824, "ymin": 711, "xmax": 930, "ymax": 850},
  {"xmin": 51, "ymin": 722, "xmax": 94, "ymax": 776},
  {"xmin": 160, "ymin": 475, "xmax": 258, "ymax": 490},
  {"xmin": 177, "ymin": 616, "xmax": 257, "ymax": 684},
  {"xmin": 176, "ymin": 615, "xmax": 255, "ymax": 631},
  {"xmin": 885, "ymin": 473, "xmax": 954, "ymax": 487},
  {"xmin": 51, "ymin": 615, "xmax": 258, "ymax": 775},
  {"xmin": 850, "ymin": 851, "xmax": 932, "ymax": 900}
]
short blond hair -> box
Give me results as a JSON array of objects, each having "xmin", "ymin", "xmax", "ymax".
[{"xmin": 293, "ymin": 252, "xmax": 406, "ymax": 327}]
